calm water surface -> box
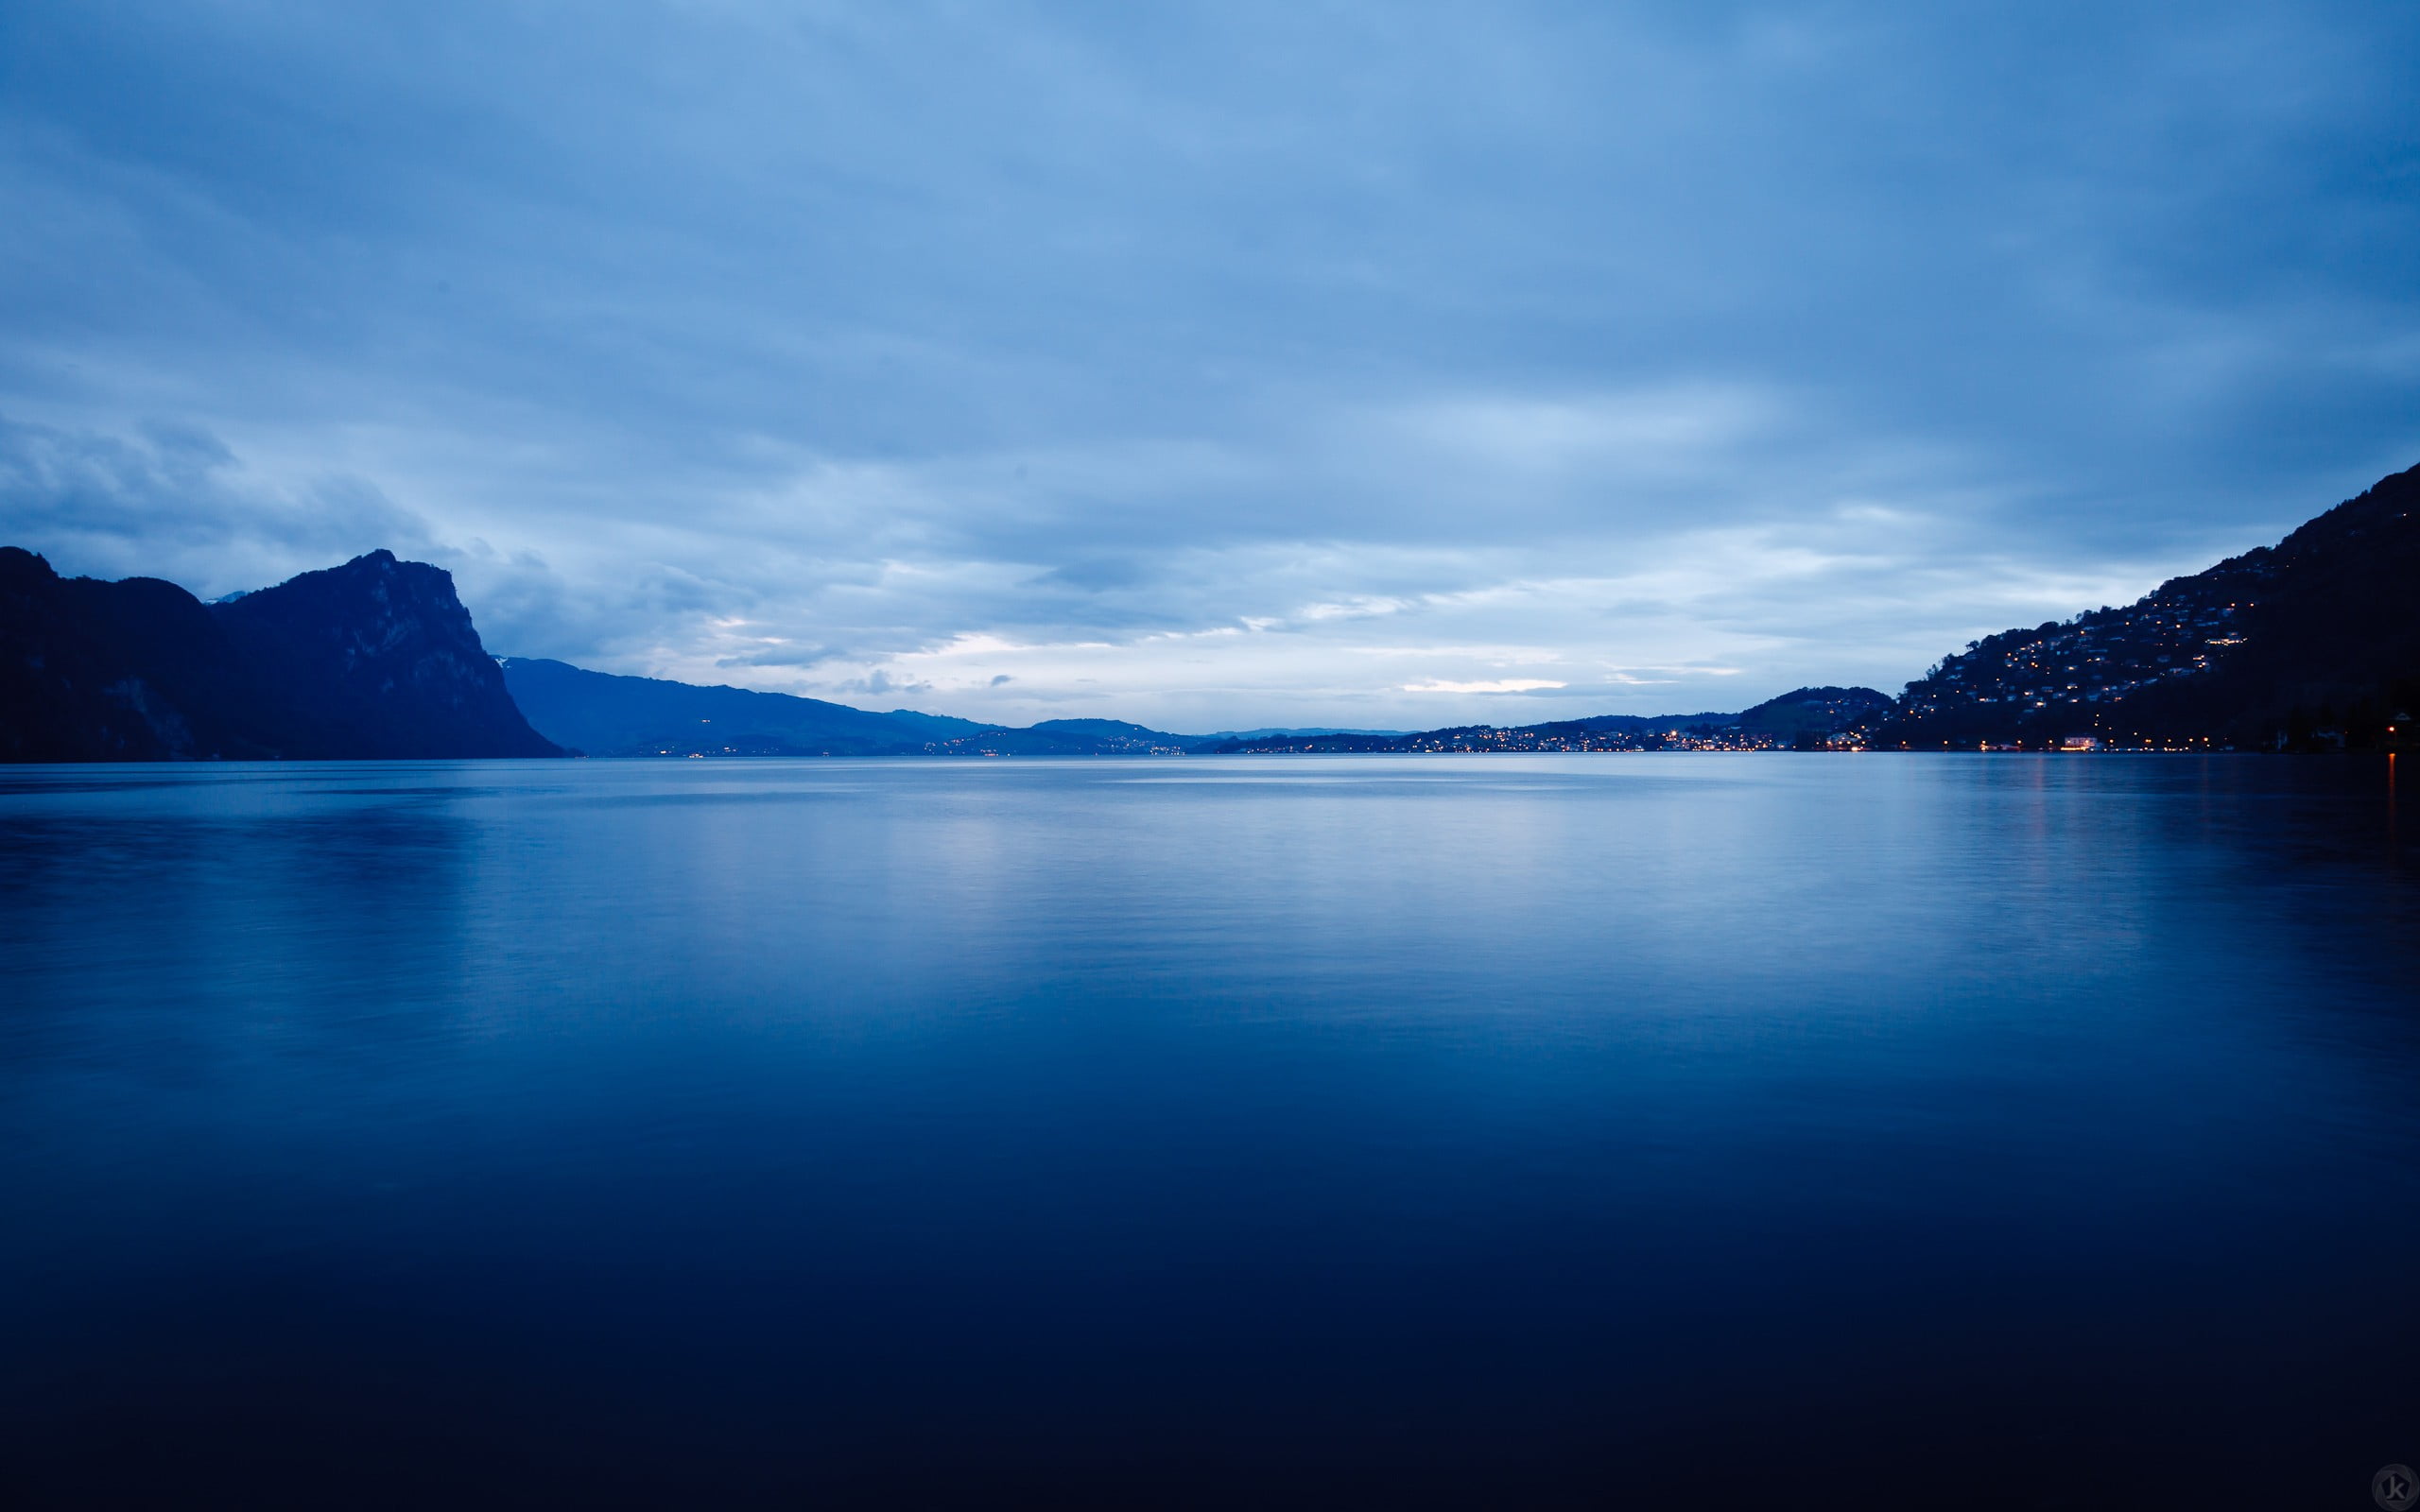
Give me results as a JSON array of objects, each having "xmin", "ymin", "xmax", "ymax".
[{"xmin": 3, "ymin": 755, "xmax": 2416, "ymax": 1507}]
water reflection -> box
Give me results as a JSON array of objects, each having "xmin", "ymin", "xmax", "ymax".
[{"xmin": 0, "ymin": 755, "xmax": 2414, "ymax": 1508}]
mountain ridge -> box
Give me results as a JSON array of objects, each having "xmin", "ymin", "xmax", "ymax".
[
  {"xmin": 9, "ymin": 459, "xmax": 2412, "ymax": 762},
  {"xmin": 497, "ymin": 657, "xmax": 993, "ymax": 757},
  {"xmin": 0, "ymin": 547, "xmax": 560, "ymax": 761},
  {"xmin": 1874, "ymin": 461, "xmax": 2420, "ymax": 749},
  {"xmin": 495, "ymin": 660, "xmax": 1213, "ymax": 756}
]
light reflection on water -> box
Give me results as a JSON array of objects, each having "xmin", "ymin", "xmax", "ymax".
[{"xmin": 1, "ymin": 754, "xmax": 2415, "ymax": 1507}]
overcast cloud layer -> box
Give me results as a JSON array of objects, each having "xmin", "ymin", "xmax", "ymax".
[{"xmin": 3, "ymin": 2, "xmax": 2415, "ymax": 729}]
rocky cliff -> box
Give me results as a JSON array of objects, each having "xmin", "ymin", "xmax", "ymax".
[{"xmin": 0, "ymin": 548, "xmax": 562, "ymax": 761}]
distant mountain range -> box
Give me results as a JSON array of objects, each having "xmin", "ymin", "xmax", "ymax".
[
  {"xmin": 1196, "ymin": 727, "xmax": 1410, "ymax": 742},
  {"xmin": 502, "ymin": 662, "xmax": 1450, "ymax": 757},
  {"xmin": 497, "ymin": 657, "xmax": 1887, "ymax": 756},
  {"xmin": 1, "ymin": 547, "xmax": 558, "ymax": 761},
  {"xmin": 1200, "ymin": 687, "xmax": 1889, "ymax": 753},
  {"xmin": 5, "ymin": 463, "xmax": 2411, "ymax": 761},
  {"xmin": 499, "ymin": 657, "xmax": 990, "ymax": 756},
  {"xmin": 499, "ymin": 660, "xmax": 1202, "ymax": 755}
]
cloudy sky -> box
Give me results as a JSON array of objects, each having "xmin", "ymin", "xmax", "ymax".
[{"xmin": 2, "ymin": 2, "xmax": 2414, "ymax": 730}]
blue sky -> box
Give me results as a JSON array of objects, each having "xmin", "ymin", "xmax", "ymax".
[{"xmin": 3, "ymin": 2, "xmax": 2415, "ymax": 729}]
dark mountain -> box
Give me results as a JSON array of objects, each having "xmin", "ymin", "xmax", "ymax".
[
  {"xmin": 1529, "ymin": 712, "xmax": 1740, "ymax": 736},
  {"xmin": 499, "ymin": 657, "xmax": 992, "ymax": 757},
  {"xmin": 1876, "ymin": 463, "xmax": 2420, "ymax": 749},
  {"xmin": 1197, "ymin": 727, "xmax": 1409, "ymax": 742},
  {"xmin": 1028, "ymin": 718, "xmax": 1183, "ymax": 742},
  {"xmin": 498, "ymin": 660, "xmax": 1200, "ymax": 756},
  {"xmin": 929, "ymin": 719, "xmax": 1198, "ymax": 756},
  {"xmin": 1736, "ymin": 686, "xmax": 1895, "ymax": 747},
  {"xmin": 1, "ymin": 547, "xmax": 560, "ymax": 762},
  {"xmin": 214, "ymin": 552, "xmax": 562, "ymax": 759},
  {"xmin": 875, "ymin": 708, "xmax": 993, "ymax": 742}
]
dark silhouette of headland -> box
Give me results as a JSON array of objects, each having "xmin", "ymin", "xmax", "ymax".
[
  {"xmin": 0, "ymin": 547, "xmax": 560, "ymax": 760},
  {"xmin": 1873, "ymin": 462, "xmax": 2420, "ymax": 751}
]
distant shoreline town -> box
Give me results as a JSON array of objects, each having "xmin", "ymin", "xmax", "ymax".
[{"xmin": 5, "ymin": 464, "xmax": 2414, "ymax": 763}]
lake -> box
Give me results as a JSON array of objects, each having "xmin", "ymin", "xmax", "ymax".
[{"xmin": 3, "ymin": 754, "xmax": 2415, "ymax": 1507}]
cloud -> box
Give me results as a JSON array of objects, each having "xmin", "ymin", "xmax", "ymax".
[
  {"xmin": 1403, "ymin": 679, "xmax": 1568, "ymax": 695},
  {"xmin": 0, "ymin": 2, "xmax": 2413, "ymax": 728},
  {"xmin": 0, "ymin": 413, "xmax": 438, "ymax": 596}
]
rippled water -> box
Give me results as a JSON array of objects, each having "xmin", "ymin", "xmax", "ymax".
[{"xmin": 3, "ymin": 754, "xmax": 2416, "ymax": 1507}]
